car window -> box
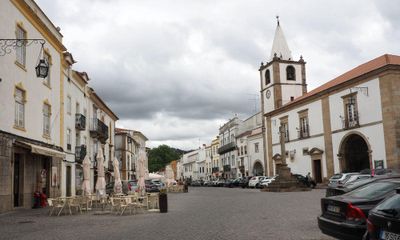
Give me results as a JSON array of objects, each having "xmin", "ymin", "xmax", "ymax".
[
  {"xmin": 375, "ymin": 194, "xmax": 400, "ymax": 210},
  {"xmin": 346, "ymin": 181, "xmax": 400, "ymax": 199},
  {"xmin": 330, "ymin": 174, "xmax": 343, "ymax": 180}
]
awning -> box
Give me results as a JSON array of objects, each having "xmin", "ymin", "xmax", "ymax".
[{"xmin": 17, "ymin": 141, "xmax": 65, "ymax": 159}]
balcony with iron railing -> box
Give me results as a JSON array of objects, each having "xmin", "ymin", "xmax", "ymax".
[
  {"xmin": 90, "ymin": 118, "xmax": 109, "ymax": 143},
  {"xmin": 218, "ymin": 141, "xmax": 237, "ymax": 155},
  {"xmin": 212, "ymin": 167, "xmax": 219, "ymax": 173},
  {"xmin": 75, "ymin": 113, "xmax": 86, "ymax": 130},
  {"xmin": 223, "ymin": 165, "xmax": 231, "ymax": 172},
  {"xmin": 75, "ymin": 145, "xmax": 86, "ymax": 163}
]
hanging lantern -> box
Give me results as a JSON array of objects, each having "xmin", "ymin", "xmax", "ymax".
[
  {"xmin": 35, "ymin": 41, "xmax": 49, "ymax": 78},
  {"xmin": 35, "ymin": 59, "xmax": 49, "ymax": 78}
]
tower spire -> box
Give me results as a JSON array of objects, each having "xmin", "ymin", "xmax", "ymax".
[{"xmin": 269, "ymin": 17, "xmax": 292, "ymax": 61}]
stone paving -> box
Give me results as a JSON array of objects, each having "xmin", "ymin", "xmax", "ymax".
[{"xmin": 0, "ymin": 187, "xmax": 334, "ymax": 240}]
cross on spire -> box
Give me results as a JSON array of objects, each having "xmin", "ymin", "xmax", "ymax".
[{"xmin": 276, "ymin": 15, "xmax": 280, "ymax": 26}]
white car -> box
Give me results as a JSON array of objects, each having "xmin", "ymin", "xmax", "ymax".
[
  {"xmin": 248, "ymin": 176, "xmax": 266, "ymax": 188},
  {"xmin": 259, "ymin": 176, "xmax": 277, "ymax": 188}
]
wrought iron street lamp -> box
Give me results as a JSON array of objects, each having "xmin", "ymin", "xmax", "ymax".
[{"xmin": 0, "ymin": 38, "xmax": 49, "ymax": 78}]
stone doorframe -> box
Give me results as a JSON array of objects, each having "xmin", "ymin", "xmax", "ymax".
[
  {"xmin": 337, "ymin": 131, "xmax": 373, "ymax": 172},
  {"xmin": 253, "ymin": 160, "xmax": 264, "ymax": 176},
  {"xmin": 272, "ymin": 153, "xmax": 282, "ymax": 176},
  {"xmin": 309, "ymin": 147, "xmax": 325, "ymax": 182}
]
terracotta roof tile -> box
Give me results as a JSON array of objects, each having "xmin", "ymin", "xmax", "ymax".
[{"xmin": 286, "ymin": 54, "xmax": 400, "ymax": 106}]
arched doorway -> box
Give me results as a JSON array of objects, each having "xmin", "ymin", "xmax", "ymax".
[
  {"xmin": 253, "ymin": 161, "xmax": 264, "ymax": 176},
  {"xmin": 339, "ymin": 133, "xmax": 371, "ymax": 172}
]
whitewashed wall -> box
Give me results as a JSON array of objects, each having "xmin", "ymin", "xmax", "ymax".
[{"xmin": 0, "ymin": 0, "xmax": 62, "ymax": 147}]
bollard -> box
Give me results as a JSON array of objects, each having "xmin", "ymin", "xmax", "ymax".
[{"xmin": 159, "ymin": 193, "xmax": 168, "ymax": 213}]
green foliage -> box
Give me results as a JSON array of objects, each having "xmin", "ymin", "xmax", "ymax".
[{"xmin": 148, "ymin": 145, "xmax": 182, "ymax": 172}]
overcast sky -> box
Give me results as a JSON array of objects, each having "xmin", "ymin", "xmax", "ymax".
[{"xmin": 36, "ymin": 0, "xmax": 400, "ymax": 150}]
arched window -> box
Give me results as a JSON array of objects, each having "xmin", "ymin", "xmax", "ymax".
[
  {"xmin": 265, "ymin": 69, "xmax": 271, "ymax": 85},
  {"xmin": 286, "ymin": 66, "xmax": 295, "ymax": 80}
]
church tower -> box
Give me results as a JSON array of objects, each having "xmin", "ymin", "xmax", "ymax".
[{"xmin": 259, "ymin": 18, "xmax": 307, "ymax": 114}]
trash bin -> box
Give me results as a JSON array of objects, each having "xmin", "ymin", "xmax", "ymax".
[
  {"xmin": 184, "ymin": 183, "xmax": 188, "ymax": 193},
  {"xmin": 158, "ymin": 193, "xmax": 168, "ymax": 213}
]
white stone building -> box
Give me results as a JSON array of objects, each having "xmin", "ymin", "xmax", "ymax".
[
  {"xmin": 218, "ymin": 117, "xmax": 242, "ymax": 179},
  {"xmin": 236, "ymin": 112, "xmax": 264, "ymax": 177},
  {"xmin": 0, "ymin": 0, "xmax": 67, "ymax": 212},
  {"xmin": 260, "ymin": 21, "xmax": 400, "ymax": 182},
  {"xmin": 0, "ymin": 0, "xmax": 119, "ymax": 212}
]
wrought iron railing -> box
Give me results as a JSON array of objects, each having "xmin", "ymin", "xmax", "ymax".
[
  {"xmin": 89, "ymin": 118, "xmax": 109, "ymax": 143},
  {"xmin": 218, "ymin": 142, "xmax": 237, "ymax": 155},
  {"xmin": 75, "ymin": 145, "xmax": 86, "ymax": 163},
  {"xmin": 75, "ymin": 113, "xmax": 86, "ymax": 130}
]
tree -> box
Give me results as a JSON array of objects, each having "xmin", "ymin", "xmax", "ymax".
[{"xmin": 148, "ymin": 145, "xmax": 182, "ymax": 172}]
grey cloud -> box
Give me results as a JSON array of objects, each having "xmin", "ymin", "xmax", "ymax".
[{"xmin": 35, "ymin": 0, "xmax": 400, "ymax": 149}]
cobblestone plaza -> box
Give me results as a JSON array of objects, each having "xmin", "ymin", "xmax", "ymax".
[{"xmin": 0, "ymin": 188, "xmax": 333, "ymax": 240}]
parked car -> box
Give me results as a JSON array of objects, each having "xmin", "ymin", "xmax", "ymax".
[
  {"xmin": 216, "ymin": 179, "xmax": 226, "ymax": 187},
  {"xmin": 364, "ymin": 188, "xmax": 400, "ymax": 240},
  {"xmin": 239, "ymin": 176, "xmax": 252, "ymax": 188},
  {"xmin": 260, "ymin": 176, "xmax": 277, "ymax": 188},
  {"xmin": 106, "ymin": 180, "xmax": 138, "ymax": 195},
  {"xmin": 291, "ymin": 174, "xmax": 315, "ymax": 188},
  {"xmin": 191, "ymin": 180, "xmax": 202, "ymax": 186},
  {"xmin": 328, "ymin": 172, "xmax": 361, "ymax": 187},
  {"xmin": 318, "ymin": 178, "xmax": 400, "ymax": 240},
  {"xmin": 145, "ymin": 180, "xmax": 160, "ymax": 192},
  {"xmin": 326, "ymin": 174, "xmax": 400, "ymax": 197},
  {"xmin": 224, "ymin": 178, "xmax": 241, "ymax": 188},
  {"xmin": 203, "ymin": 180, "xmax": 211, "ymax": 186},
  {"xmin": 150, "ymin": 179, "xmax": 165, "ymax": 189},
  {"xmin": 249, "ymin": 176, "xmax": 266, "ymax": 188}
]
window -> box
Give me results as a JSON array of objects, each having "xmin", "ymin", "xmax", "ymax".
[
  {"xmin": 67, "ymin": 96, "xmax": 72, "ymax": 114},
  {"xmin": 231, "ymin": 155, "xmax": 235, "ymax": 166},
  {"xmin": 255, "ymin": 143, "xmax": 259, "ymax": 153},
  {"xmin": 14, "ymin": 88, "xmax": 25, "ymax": 128},
  {"xmin": 280, "ymin": 121, "xmax": 289, "ymax": 142},
  {"xmin": 76, "ymin": 102, "xmax": 80, "ymax": 114},
  {"xmin": 244, "ymin": 146, "xmax": 247, "ymax": 155},
  {"xmin": 286, "ymin": 65, "xmax": 295, "ymax": 80},
  {"xmin": 43, "ymin": 103, "xmax": 51, "ymax": 136},
  {"xmin": 265, "ymin": 69, "xmax": 271, "ymax": 85},
  {"xmin": 16, "ymin": 25, "xmax": 26, "ymax": 66},
  {"xmin": 43, "ymin": 51, "xmax": 51, "ymax": 86},
  {"xmin": 299, "ymin": 116, "xmax": 309, "ymax": 138},
  {"xmin": 76, "ymin": 133, "xmax": 80, "ymax": 146},
  {"xmin": 342, "ymin": 93, "xmax": 359, "ymax": 129},
  {"xmin": 66, "ymin": 129, "xmax": 71, "ymax": 150}
]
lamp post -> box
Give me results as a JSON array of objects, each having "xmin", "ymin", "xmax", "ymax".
[{"xmin": 0, "ymin": 38, "xmax": 49, "ymax": 78}]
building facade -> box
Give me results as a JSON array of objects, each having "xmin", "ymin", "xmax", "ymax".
[
  {"xmin": 218, "ymin": 117, "xmax": 242, "ymax": 179},
  {"xmin": 0, "ymin": 0, "xmax": 120, "ymax": 213},
  {"xmin": 0, "ymin": 0, "xmax": 67, "ymax": 213},
  {"xmin": 260, "ymin": 21, "xmax": 400, "ymax": 182}
]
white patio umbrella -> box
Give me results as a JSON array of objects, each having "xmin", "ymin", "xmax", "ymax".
[
  {"xmin": 95, "ymin": 148, "xmax": 106, "ymax": 197},
  {"xmin": 165, "ymin": 165, "xmax": 174, "ymax": 187},
  {"xmin": 113, "ymin": 157, "xmax": 122, "ymax": 194},
  {"xmin": 81, "ymin": 155, "xmax": 91, "ymax": 196},
  {"xmin": 137, "ymin": 149, "xmax": 146, "ymax": 196}
]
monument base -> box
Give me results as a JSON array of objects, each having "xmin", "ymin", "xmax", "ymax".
[{"xmin": 261, "ymin": 164, "xmax": 311, "ymax": 192}]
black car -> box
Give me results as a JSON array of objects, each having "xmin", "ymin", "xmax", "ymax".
[
  {"xmin": 239, "ymin": 176, "xmax": 252, "ymax": 188},
  {"xmin": 327, "ymin": 178, "xmax": 374, "ymax": 197},
  {"xmin": 326, "ymin": 174, "xmax": 400, "ymax": 197},
  {"xmin": 292, "ymin": 174, "xmax": 315, "ymax": 188},
  {"xmin": 318, "ymin": 178, "xmax": 400, "ymax": 240},
  {"xmin": 364, "ymin": 188, "xmax": 400, "ymax": 240}
]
